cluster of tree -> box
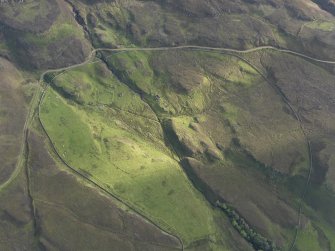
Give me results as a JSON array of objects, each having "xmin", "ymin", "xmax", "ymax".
[
  {"xmin": 216, "ymin": 201, "xmax": 280, "ymax": 251},
  {"xmin": 43, "ymin": 72, "xmax": 58, "ymax": 84}
]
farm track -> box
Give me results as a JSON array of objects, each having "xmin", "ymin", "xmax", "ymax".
[{"xmin": 2, "ymin": 44, "xmax": 334, "ymax": 250}]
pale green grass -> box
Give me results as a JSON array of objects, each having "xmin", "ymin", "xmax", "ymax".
[
  {"xmin": 53, "ymin": 62, "xmax": 156, "ymax": 119},
  {"xmin": 227, "ymin": 61, "xmax": 259, "ymax": 87},
  {"xmin": 94, "ymin": 26, "xmax": 131, "ymax": 47},
  {"xmin": 107, "ymin": 51, "xmax": 211, "ymax": 115},
  {"xmin": 315, "ymin": 221, "xmax": 335, "ymax": 250},
  {"xmin": 221, "ymin": 102, "xmax": 239, "ymax": 125},
  {"xmin": 40, "ymin": 90, "xmax": 98, "ymax": 164},
  {"xmin": 40, "ymin": 88, "xmax": 219, "ymax": 245},
  {"xmin": 25, "ymin": 21, "xmax": 81, "ymax": 46},
  {"xmin": 22, "ymin": 2, "xmax": 83, "ymax": 47},
  {"xmin": 0, "ymin": 42, "xmax": 8, "ymax": 53},
  {"xmin": 89, "ymin": 4, "xmax": 133, "ymax": 46},
  {"xmin": 170, "ymin": 115, "xmax": 222, "ymax": 157},
  {"xmin": 39, "ymin": 50, "xmax": 311, "ymax": 249},
  {"xmin": 306, "ymin": 20, "xmax": 335, "ymax": 32},
  {"xmin": 295, "ymin": 223, "xmax": 323, "ymax": 251},
  {"xmin": 107, "ymin": 51, "xmax": 155, "ymax": 94},
  {"xmin": 238, "ymin": 61, "xmax": 258, "ymax": 75}
]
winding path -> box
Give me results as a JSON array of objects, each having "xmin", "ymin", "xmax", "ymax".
[
  {"xmin": 39, "ymin": 45, "xmax": 335, "ymax": 82},
  {"xmin": 3, "ymin": 44, "xmax": 335, "ymax": 250}
]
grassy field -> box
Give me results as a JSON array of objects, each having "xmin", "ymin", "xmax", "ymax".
[
  {"xmin": 40, "ymin": 76, "xmax": 220, "ymax": 246},
  {"xmin": 38, "ymin": 46, "xmax": 335, "ymax": 250},
  {"xmin": 53, "ymin": 59, "xmax": 154, "ymax": 117},
  {"xmin": 25, "ymin": 21, "xmax": 82, "ymax": 47},
  {"xmin": 105, "ymin": 50, "xmax": 211, "ymax": 116},
  {"xmin": 1, "ymin": 0, "xmax": 335, "ymax": 249},
  {"xmin": 295, "ymin": 223, "xmax": 323, "ymax": 251},
  {"xmin": 26, "ymin": 130, "xmax": 181, "ymax": 250},
  {"xmin": 41, "ymin": 51, "xmax": 309, "ymax": 248}
]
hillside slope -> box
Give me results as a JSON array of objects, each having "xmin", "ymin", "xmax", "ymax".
[{"xmin": 0, "ymin": 0, "xmax": 335, "ymax": 250}]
